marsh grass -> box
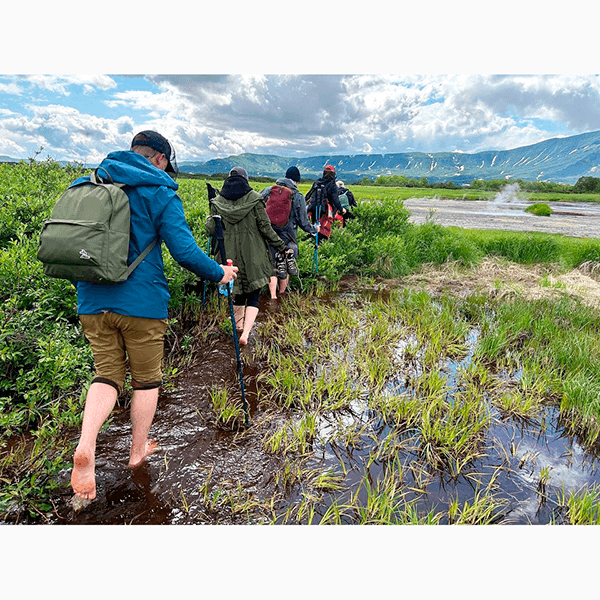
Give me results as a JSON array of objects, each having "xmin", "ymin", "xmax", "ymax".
[
  {"xmin": 209, "ymin": 385, "xmax": 246, "ymax": 430},
  {"xmin": 555, "ymin": 484, "xmax": 600, "ymax": 524},
  {"xmin": 447, "ymin": 487, "xmax": 509, "ymax": 524},
  {"xmin": 253, "ymin": 278, "xmax": 600, "ymax": 524}
]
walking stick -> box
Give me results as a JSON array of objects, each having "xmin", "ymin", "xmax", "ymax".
[
  {"xmin": 203, "ymin": 182, "xmax": 220, "ymax": 307},
  {"xmin": 313, "ymin": 204, "xmax": 321, "ymax": 274},
  {"xmin": 202, "ymin": 237, "xmax": 210, "ymax": 306},
  {"xmin": 218, "ymin": 260, "xmax": 249, "ymax": 428},
  {"xmin": 213, "ymin": 211, "xmax": 249, "ymax": 427}
]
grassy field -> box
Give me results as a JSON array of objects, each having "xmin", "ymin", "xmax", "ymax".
[{"xmin": 3, "ymin": 161, "xmax": 600, "ymax": 523}]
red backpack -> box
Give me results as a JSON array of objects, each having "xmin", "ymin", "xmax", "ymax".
[{"xmin": 265, "ymin": 184, "xmax": 293, "ymax": 227}]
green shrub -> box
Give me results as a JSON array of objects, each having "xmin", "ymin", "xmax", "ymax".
[{"xmin": 525, "ymin": 202, "xmax": 553, "ymax": 216}]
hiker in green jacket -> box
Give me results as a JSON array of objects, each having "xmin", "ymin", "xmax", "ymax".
[{"xmin": 207, "ymin": 167, "xmax": 286, "ymax": 345}]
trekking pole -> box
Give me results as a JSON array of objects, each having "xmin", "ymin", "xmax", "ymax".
[
  {"xmin": 219, "ymin": 259, "xmax": 250, "ymax": 428},
  {"xmin": 313, "ymin": 205, "xmax": 321, "ymax": 274},
  {"xmin": 204, "ymin": 181, "xmax": 220, "ymax": 307},
  {"xmin": 202, "ymin": 236, "xmax": 210, "ymax": 306}
]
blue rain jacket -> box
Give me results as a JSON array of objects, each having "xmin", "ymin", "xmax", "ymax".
[{"xmin": 75, "ymin": 150, "xmax": 224, "ymax": 319}]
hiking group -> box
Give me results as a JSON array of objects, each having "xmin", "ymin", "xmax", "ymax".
[{"xmin": 37, "ymin": 131, "xmax": 354, "ymax": 502}]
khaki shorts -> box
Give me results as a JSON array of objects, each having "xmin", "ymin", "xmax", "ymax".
[{"xmin": 79, "ymin": 312, "xmax": 169, "ymax": 393}]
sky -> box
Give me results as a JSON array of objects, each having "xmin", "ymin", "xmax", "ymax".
[{"xmin": 2, "ymin": 3, "xmax": 597, "ymax": 167}]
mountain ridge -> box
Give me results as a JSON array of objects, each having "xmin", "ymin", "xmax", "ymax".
[
  {"xmin": 178, "ymin": 130, "xmax": 600, "ymax": 184},
  {"xmin": 4, "ymin": 130, "xmax": 600, "ymax": 184}
]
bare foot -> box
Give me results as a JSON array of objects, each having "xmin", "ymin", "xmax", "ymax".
[
  {"xmin": 129, "ymin": 439, "xmax": 158, "ymax": 468},
  {"xmin": 71, "ymin": 448, "xmax": 96, "ymax": 500},
  {"xmin": 239, "ymin": 334, "xmax": 248, "ymax": 346}
]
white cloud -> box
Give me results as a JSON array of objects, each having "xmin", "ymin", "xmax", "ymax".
[
  {"xmin": 18, "ymin": 75, "xmax": 117, "ymax": 96},
  {"xmin": 2, "ymin": 73, "xmax": 600, "ymax": 163}
]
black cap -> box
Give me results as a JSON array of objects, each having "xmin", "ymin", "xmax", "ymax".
[
  {"xmin": 285, "ymin": 166, "xmax": 301, "ymax": 182},
  {"xmin": 131, "ymin": 130, "xmax": 178, "ymax": 178}
]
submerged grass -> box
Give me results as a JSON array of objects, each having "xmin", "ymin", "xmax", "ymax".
[{"xmin": 251, "ymin": 279, "xmax": 600, "ymax": 524}]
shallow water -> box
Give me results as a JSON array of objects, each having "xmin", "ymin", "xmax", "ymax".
[
  {"xmin": 290, "ymin": 323, "xmax": 600, "ymax": 524},
  {"xmin": 40, "ymin": 289, "xmax": 600, "ymax": 525}
]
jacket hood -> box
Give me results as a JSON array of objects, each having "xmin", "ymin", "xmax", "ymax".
[
  {"xmin": 275, "ymin": 177, "xmax": 297, "ymax": 189},
  {"xmin": 95, "ymin": 151, "xmax": 179, "ymax": 190},
  {"xmin": 212, "ymin": 188, "xmax": 263, "ymax": 225},
  {"xmin": 219, "ymin": 174, "xmax": 252, "ymax": 200}
]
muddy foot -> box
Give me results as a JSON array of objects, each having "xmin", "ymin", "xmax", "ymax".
[
  {"xmin": 71, "ymin": 495, "xmax": 93, "ymax": 512},
  {"xmin": 129, "ymin": 440, "xmax": 158, "ymax": 468},
  {"xmin": 71, "ymin": 449, "xmax": 96, "ymax": 500}
]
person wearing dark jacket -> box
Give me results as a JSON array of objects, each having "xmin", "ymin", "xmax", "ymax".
[
  {"xmin": 207, "ymin": 167, "xmax": 286, "ymax": 345},
  {"xmin": 305, "ymin": 164, "xmax": 346, "ymax": 242},
  {"xmin": 261, "ymin": 166, "xmax": 319, "ymax": 299},
  {"xmin": 70, "ymin": 131, "xmax": 237, "ymax": 501}
]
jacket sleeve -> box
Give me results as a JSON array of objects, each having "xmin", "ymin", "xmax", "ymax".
[
  {"xmin": 255, "ymin": 204, "xmax": 286, "ymax": 252},
  {"xmin": 158, "ymin": 195, "xmax": 224, "ymax": 282},
  {"xmin": 292, "ymin": 189, "xmax": 318, "ymax": 235}
]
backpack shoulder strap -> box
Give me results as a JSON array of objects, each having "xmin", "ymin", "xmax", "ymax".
[{"xmin": 124, "ymin": 239, "xmax": 158, "ymax": 278}]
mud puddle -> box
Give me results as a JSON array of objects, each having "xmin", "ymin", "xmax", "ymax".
[{"xmin": 45, "ymin": 281, "xmax": 600, "ymax": 525}]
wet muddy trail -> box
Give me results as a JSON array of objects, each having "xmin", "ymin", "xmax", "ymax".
[
  {"xmin": 50, "ymin": 296, "xmax": 284, "ymax": 524},
  {"xmin": 47, "ymin": 275, "xmax": 600, "ymax": 525}
]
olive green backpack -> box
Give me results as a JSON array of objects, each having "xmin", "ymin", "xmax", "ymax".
[{"xmin": 37, "ymin": 168, "xmax": 156, "ymax": 283}]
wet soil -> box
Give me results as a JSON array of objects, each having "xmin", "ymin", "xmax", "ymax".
[{"xmin": 44, "ymin": 263, "xmax": 600, "ymax": 525}]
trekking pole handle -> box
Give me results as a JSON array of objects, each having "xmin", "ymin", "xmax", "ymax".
[{"xmin": 226, "ymin": 259, "xmax": 234, "ymax": 293}]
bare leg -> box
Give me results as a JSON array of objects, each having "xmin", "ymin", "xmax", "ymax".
[
  {"xmin": 129, "ymin": 388, "xmax": 159, "ymax": 468},
  {"xmin": 233, "ymin": 305, "xmax": 245, "ymax": 332},
  {"xmin": 279, "ymin": 275, "xmax": 290, "ymax": 295},
  {"xmin": 268, "ymin": 276, "xmax": 278, "ymax": 299},
  {"xmin": 239, "ymin": 306, "xmax": 259, "ymax": 346},
  {"xmin": 71, "ymin": 382, "xmax": 118, "ymax": 500}
]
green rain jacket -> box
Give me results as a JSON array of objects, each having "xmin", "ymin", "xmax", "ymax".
[{"xmin": 207, "ymin": 174, "xmax": 286, "ymax": 295}]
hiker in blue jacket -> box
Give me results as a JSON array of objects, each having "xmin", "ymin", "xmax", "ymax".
[
  {"xmin": 262, "ymin": 166, "xmax": 319, "ymax": 298},
  {"xmin": 70, "ymin": 130, "xmax": 237, "ymax": 502}
]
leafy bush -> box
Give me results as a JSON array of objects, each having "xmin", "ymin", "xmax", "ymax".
[{"xmin": 525, "ymin": 202, "xmax": 553, "ymax": 216}]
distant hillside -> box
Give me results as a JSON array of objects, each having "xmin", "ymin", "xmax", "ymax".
[
  {"xmin": 4, "ymin": 130, "xmax": 600, "ymax": 184},
  {"xmin": 0, "ymin": 155, "xmax": 21, "ymax": 164},
  {"xmin": 179, "ymin": 130, "xmax": 600, "ymax": 184}
]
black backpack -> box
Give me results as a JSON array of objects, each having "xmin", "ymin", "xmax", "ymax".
[{"xmin": 308, "ymin": 181, "xmax": 328, "ymax": 218}]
